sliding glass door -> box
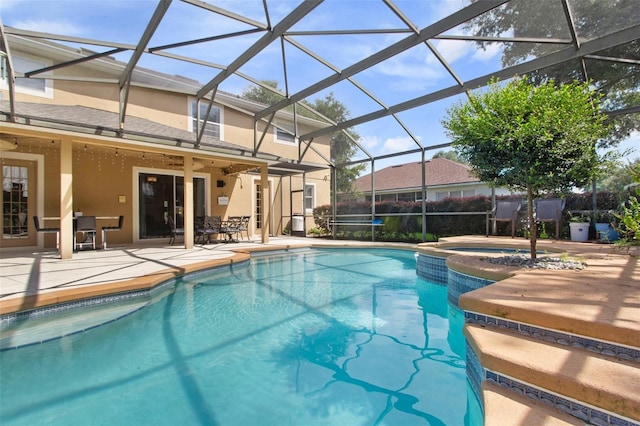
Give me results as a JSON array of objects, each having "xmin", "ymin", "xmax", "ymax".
[{"xmin": 138, "ymin": 173, "xmax": 205, "ymax": 239}]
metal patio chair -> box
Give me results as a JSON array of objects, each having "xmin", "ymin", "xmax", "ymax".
[
  {"xmin": 486, "ymin": 200, "xmax": 522, "ymax": 238},
  {"xmin": 534, "ymin": 198, "xmax": 566, "ymax": 240}
]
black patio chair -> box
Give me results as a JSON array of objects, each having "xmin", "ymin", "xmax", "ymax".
[
  {"xmin": 33, "ymin": 216, "xmax": 60, "ymax": 250},
  {"xmin": 168, "ymin": 216, "xmax": 184, "ymax": 245},
  {"xmin": 74, "ymin": 215, "xmax": 97, "ymax": 250},
  {"xmin": 101, "ymin": 215, "xmax": 124, "ymax": 249}
]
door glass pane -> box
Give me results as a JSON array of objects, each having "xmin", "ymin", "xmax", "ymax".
[
  {"xmin": 255, "ymin": 183, "xmax": 262, "ymax": 229},
  {"xmin": 139, "ymin": 173, "xmax": 206, "ymax": 239},
  {"xmin": 175, "ymin": 176, "xmax": 184, "ymax": 229},
  {"xmin": 139, "ymin": 173, "xmax": 174, "ymax": 239},
  {"xmin": 2, "ymin": 165, "xmax": 29, "ymax": 239}
]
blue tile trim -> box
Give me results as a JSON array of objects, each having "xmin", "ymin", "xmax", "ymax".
[
  {"xmin": 0, "ymin": 262, "xmax": 245, "ymax": 328},
  {"xmin": 0, "ymin": 304, "xmax": 147, "ymax": 352},
  {"xmin": 416, "ymin": 253, "xmax": 447, "ymax": 284},
  {"xmin": 484, "ymin": 371, "xmax": 640, "ymax": 426},
  {"xmin": 465, "ymin": 343, "xmax": 484, "ymax": 406},
  {"xmin": 465, "ymin": 312, "xmax": 640, "ymax": 364},
  {"xmin": 447, "ymin": 269, "xmax": 494, "ymax": 306}
]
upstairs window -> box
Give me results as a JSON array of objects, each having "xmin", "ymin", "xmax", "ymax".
[
  {"xmin": 190, "ymin": 100, "xmax": 221, "ymax": 139},
  {"xmin": 275, "ymin": 126, "xmax": 297, "ymax": 145},
  {"xmin": 2, "ymin": 55, "xmax": 52, "ymax": 98}
]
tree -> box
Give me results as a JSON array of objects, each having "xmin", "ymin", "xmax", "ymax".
[
  {"xmin": 598, "ymin": 158, "xmax": 640, "ymax": 193},
  {"xmin": 469, "ymin": 0, "xmax": 640, "ymax": 144},
  {"xmin": 241, "ymin": 80, "xmax": 286, "ymax": 106},
  {"xmin": 432, "ymin": 150, "xmax": 464, "ymax": 163},
  {"xmin": 442, "ymin": 78, "xmax": 609, "ymax": 259},
  {"xmin": 241, "ymin": 82, "xmax": 364, "ymax": 193},
  {"xmin": 310, "ymin": 93, "xmax": 366, "ymax": 193}
]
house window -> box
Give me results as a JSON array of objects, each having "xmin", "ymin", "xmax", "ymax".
[
  {"xmin": 397, "ymin": 192, "xmax": 415, "ymax": 202},
  {"xmin": 0, "ymin": 54, "xmax": 7, "ymax": 81},
  {"xmin": 304, "ymin": 183, "xmax": 315, "ymax": 211},
  {"xmin": 2, "ymin": 55, "xmax": 52, "ymax": 98},
  {"xmin": 463, "ymin": 190, "xmax": 476, "ymax": 198},
  {"xmin": 275, "ymin": 127, "xmax": 297, "ymax": 145},
  {"xmin": 190, "ymin": 100, "xmax": 221, "ymax": 138}
]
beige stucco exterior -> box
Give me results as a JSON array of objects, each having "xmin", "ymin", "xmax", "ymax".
[{"xmin": 1, "ymin": 36, "xmax": 331, "ymax": 255}]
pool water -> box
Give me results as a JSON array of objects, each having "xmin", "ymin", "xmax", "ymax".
[{"xmin": 0, "ymin": 248, "xmax": 482, "ymax": 426}]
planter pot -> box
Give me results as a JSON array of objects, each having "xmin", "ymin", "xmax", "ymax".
[
  {"xmin": 594, "ymin": 223, "xmax": 619, "ymax": 242},
  {"xmin": 569, "ymin": 222, "xmax": 589, "ymax": 242}
]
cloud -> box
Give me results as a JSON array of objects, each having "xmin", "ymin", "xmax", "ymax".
[
  {"xmin": 10, "ymin": 19, "xmax": 82, "ymax": 36},
  {"xmin": 383, "ymin": 136, "xmax": 420, "ymax": 153},
  {"xmin": 359, "ymin": 135, "xmax": 381, "ymax": 150},
  {"xmin": 426, "ymin": 39, "xmax": 474, "ymax": 66},
  {"xmin": 472, "ymin": 42, "xmax": 503, "ymax": 62}
]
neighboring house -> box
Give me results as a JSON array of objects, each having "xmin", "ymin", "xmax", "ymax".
[
  {"xmin": 348, "ymin": 158, "xmax": 513, "ymax": 202},
  {"xmin": 1, "ymin": 35, "xmax": 330, "ymax": 257}
]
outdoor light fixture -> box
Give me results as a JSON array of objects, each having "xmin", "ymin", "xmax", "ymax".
[{"xmin": 0, "ymin": 137, "xmax": 17, "ymax": 151}]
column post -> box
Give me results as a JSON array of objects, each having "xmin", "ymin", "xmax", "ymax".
[
  {"xmin": 261, "ymin": 164, "xmax": 270, "ymax": 243},
  {"xmin": 59, "ymin": 137, "xmax": 73, "ymax": 259},
  {"xmin": 183, "ymin": 155, "xmax": 194, "ymax": 249}
]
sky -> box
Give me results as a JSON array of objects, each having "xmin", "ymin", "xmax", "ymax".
[{"xmin": 1, "ymin": 0, "xmax": 637, "ymax": 172}]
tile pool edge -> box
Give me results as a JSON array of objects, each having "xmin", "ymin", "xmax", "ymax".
[{"xmin": 0, "ymin": 251, "xmax": 253, "ymax": 316}]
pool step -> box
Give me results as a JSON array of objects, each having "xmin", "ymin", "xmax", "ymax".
[
  {"xmin": 483, "ymin": 382, "xmax": 582, "ymax": 426},
  {"xmin": 464, "ymin": 324, "xmax": 640, "ymax": 424}
]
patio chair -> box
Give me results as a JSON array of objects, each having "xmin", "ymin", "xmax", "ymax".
[
  {"xmin": 168, "ymin": 216, "xmax": 184, "ymax": 245},
  {"xmin": 229, "ymin": 215, "xmax": 250, "ymax": 241},
  {"xmin": 74, "ymin": 215, "xmax": 97, "ymax": 250},
  {"xmin": 534, "ymin": 198, "xmax": 566, "ymax": 240},
  {"xmin": 486, "ymin": 200, "xmax": 522, "ymax": 238},
  {"xmin": 33, "ymin": 216, "xmax": 60, "ymax": 250},
  {"xmin": 197, "ymin": 215, "xmax": 221, "ymax": 244},
  {"xmin": 101, "ymin": 215, "xmax": 124, "ymax": 249},
  {"xmin": 220, "ymin": 216, "xmax": 241, "ymax": 242}
]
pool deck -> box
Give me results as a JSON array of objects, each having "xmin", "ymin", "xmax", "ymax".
[{"xmin": 1, "ymin": 235, "xmax": 639, "ymax": 425}]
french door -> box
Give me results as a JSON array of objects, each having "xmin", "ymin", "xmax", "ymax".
[{"xmin": 1, "ymin": 159, "xmax": 37, "ymax": 247}]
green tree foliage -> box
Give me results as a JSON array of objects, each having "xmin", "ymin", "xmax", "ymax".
[
  {"xmin": 310, "ymin": 93, "xmax": 366, "ymax": 193},
  {"xmin": 241, "ymin": 80, "xmax": 286, "ymax": 107},
  {"xmin": 469, "ymin": 0, "xmax": 640, "ymax": 145},
  {"xmin": 598, "ymin": 158, "xmax": 640, "ymax": 193},
  {"xmin": 442, "ymin": 78, "xmax": 609, "ymax": 258},
  {"xmin": 615, "ymin": 160, "xmax": 640, "ymax": 246},
  {"xmin": 432, "ymin": 150, "xmax": 465, "ymax": 163},
  {"xmin": 241, "ymin": 81, "xmax": 364, "ymax": 193}
]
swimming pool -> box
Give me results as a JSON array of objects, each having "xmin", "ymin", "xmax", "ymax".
[{"xmin": 0, "ymin": 248, "xmax": 482, "ymax": 425}]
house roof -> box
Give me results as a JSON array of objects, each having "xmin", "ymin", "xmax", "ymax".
[
  {"xmin": 5, "ymin": 35, "xmax": 330, "ymax": 133},
  {"xmin": 353, "ymin": 158, "xmax": 480, "ymax": 193}
]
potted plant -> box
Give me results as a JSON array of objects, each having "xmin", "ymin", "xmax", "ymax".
[
  {"xmin": 569, "ymin": 213, "xmax": 590, "ymax": 242},
  {"xmin": 593, "ymin": 210, "xmax": 619, "ymax": 243}
]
